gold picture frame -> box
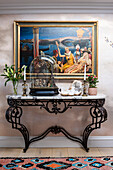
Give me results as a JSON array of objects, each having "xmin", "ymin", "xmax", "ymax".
[{"xmin": 14, "ymin": 21, "xmax": 98, "ymax": 79}]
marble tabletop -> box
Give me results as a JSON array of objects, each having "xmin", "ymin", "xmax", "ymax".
[{"xmin": 6, "ymin": 94, "xmax": 106, "ymax": 100}]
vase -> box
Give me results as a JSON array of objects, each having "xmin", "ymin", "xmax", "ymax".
[
  {"xmin": 88, "ymin": 87, "xmax": 97, "ymax": 95},
  {"xmin": 12, "ymin": 81, "xmax": 18, "ymax": 95}
]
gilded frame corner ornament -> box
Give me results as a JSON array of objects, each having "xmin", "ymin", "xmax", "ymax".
[{"xmin": 14, "ymin": 21, "xmax": 98, "ymax": 79}]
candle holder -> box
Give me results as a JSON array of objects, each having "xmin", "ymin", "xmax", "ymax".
[
  {"xmin": 82, "ymin": 80, "xmax": 88, "ymax": 96},
  {"xmin": 22, "ymin": 81, "xmax": 28, "ymax": 96}
]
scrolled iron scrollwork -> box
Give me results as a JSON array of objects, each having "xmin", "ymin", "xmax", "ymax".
[
  {"xmin": 43, "ymin": 101, "xmax": 70, "ymax": 114},
  {"xmin": 50, "ymin": 126, "xmax": 61, "ymax": 134},
  {"xmin": 82, "ymin": 105, "xmax": 107, "ymax": 151},
  {"xmin": 6, "ymin": 106, "xmax": 29, "ymax": 153},
  {"xmin": 7, "ymin": 98, "xmax": 105, "ymax": 114},
  {"xmin": 6, "ymin": 107, "xmax": 22, "ymax": 125},
  {"xmin": 6, "ymin": 97, "xmax": 107, "ymax": 153}
]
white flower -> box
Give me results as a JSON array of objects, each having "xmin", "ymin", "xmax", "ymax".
[
  {"xmin": 10, "ymin": 68, "xmax": 14, "ymax": 73},
  {"xmin": 14, "ymin": 73, "xmax": 16, "ymax": 78},
  {"xmin": 22, "ymin": 65, "xmax": 26, "ymax": 69}
]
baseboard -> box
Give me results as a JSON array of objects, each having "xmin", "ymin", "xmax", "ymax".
[{"xmin": 0, "ymin": 136, "xmax": 113, "ymax": 148}]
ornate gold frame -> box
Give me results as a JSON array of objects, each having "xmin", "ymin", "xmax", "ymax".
[{"xmin": 14, "ymin": 21, "xmax": 98, "ymax": 79}]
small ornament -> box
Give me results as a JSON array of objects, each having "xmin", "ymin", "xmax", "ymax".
[
  {"xmin": 82, "ymin": 80, "xmax": 88, "ymax": 96},
  {"xmin": 22, "ymin": 81, "xmax": 28, "ymax": 96}
]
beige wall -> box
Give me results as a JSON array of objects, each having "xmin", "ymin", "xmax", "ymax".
[{"xmin": 0, "ymin": 14, "xmax": 113, "ymax": 137}]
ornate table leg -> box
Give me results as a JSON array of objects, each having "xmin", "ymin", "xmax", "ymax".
[
  {"xmin": 5, "ymin": 98, "xmax": 107, "ymax": 153},
  {"xmin": 6, "ymin": 106, "xmax": 30, "ymax": 153},
  {"xmin": 82, "ymin": 105, "xmax": 107, "ymax": 152}
]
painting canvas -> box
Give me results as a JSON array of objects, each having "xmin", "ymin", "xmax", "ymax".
[{"xmin": 14, "ymin": 21, "xmax": 98, "ymax": 79}]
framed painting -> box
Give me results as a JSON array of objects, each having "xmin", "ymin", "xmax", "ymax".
[{"xmin": 14, "ymin": 21, "xmax": 98, "ymax": 79}]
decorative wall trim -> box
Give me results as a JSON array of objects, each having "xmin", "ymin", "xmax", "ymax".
[
  {"xmin": 0, "ymin": 136, "xmax": 113, "ymax": 148},
  {"xmin": 0, "ymin": 2, "xmax": 113, "ymax": 14}
]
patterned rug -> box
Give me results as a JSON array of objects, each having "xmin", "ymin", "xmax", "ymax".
[{"xmin": 0, "ymin": 157, "xmax": 113, "ymax": 169}]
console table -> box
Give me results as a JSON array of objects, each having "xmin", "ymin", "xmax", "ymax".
[{"xmin": 6, "ymin": 94, "xmax": 107, "ymax": 153}]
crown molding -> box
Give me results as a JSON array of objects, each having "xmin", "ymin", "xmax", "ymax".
[{"xmin": 0, "ymin": 2, "xmax": 113, "ymax": 14}]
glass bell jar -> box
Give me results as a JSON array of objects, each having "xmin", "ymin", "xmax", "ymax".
[{"xmin": 29, "ymin": 55, "xmax": 59, "ymax": 96}]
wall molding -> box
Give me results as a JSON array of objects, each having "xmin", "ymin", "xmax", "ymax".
[
  {"xmin": 0, "ymin": 136, "xmax": 113, "ymax": 148},
  {"xmin": 0, "ymin": 2, "xmax": 113, "ymax": 14}
]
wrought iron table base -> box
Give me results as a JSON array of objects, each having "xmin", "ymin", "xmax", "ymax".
[{"xmin": 6, "ymin": 98, "xmax": 107, "ymax": 153}]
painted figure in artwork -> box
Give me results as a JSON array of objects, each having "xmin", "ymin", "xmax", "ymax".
[
  {"xmin": 52, "ymin": 49, "xmax": 62, "ymax": 72},
  {"xmin": 56, "ymin": 41, "xmax": 76, "ymax": 72},
  {"xmin": 74, "ymin": 44, "xmax": 81, "ymax": 63},
  {"xmin": 65, "ymin": 47, "xmax": 91, "ymax": 73}
]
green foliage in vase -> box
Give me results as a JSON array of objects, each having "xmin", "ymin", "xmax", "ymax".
[
  {"xmin": 87, "ymin": 74, "xmax": 99, "ymax": 88},
  {"xmin": 1, "ymin": 64, "xmax": 27, "ymax": 94}
]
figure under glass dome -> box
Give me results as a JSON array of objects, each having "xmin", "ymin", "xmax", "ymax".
[{"xmin": 29, "ymin": 55, "xmax": 59, "ymax": 96}]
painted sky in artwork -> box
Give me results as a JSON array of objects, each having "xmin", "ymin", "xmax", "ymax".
[
  {"xmin": 39, "ymin": 27, "xmax": 92, "ymax": 40},
  {"xmin": 20, "ymin": 27, "xmax": 92, "ymax": 40},
  {"xmin": 20, "ymin": 27, "xmax": 33, "ymax": 40}
]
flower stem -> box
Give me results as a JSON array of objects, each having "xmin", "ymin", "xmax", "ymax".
[
  {"xmin": 13, "ymin": 81, "xmax": 18, "ymax": 95},
  {"xmin": 13, "ymin": 86, "xmax": 17, "ymax": 95}
]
